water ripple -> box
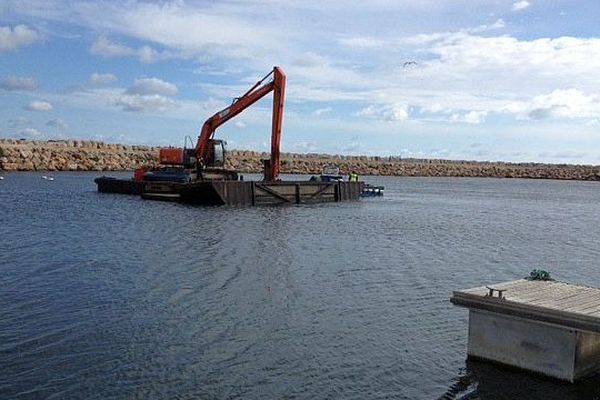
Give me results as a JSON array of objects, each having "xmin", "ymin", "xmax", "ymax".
[{"xmin": 2, "ymin": 173, "xmax": 600, "ymax": 398}]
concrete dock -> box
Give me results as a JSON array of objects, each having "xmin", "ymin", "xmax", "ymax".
[{"xmin": 451, "ymin": 279, "xmax": 600, "ymax": 382}]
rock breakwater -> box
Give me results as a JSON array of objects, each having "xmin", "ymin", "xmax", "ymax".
[
  {"xmin": 2, "ymin": 139, "xmax": 600, "ymax": 181},
  {"xmin": 0, "ymin": 139, "xmax": 156, "ymax": 171}
]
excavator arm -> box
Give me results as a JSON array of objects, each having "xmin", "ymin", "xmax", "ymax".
[{"xmin": 196, "ymin": 66, "xmax": 286, "ymax": 180}]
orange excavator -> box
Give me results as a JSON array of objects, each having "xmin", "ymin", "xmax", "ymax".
[{"xmin": 151, "ymin": 66, "xmax": 286, "ymax": 182}]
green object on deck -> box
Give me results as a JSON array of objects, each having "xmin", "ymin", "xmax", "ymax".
[{"xmin": 528, "ymin": 269, "xmax": 553, "ymax": 281}]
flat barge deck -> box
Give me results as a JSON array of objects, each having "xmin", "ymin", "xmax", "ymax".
[{"xmin": 95, "ymin": 177, "xmax": 363, "ymax": 205}]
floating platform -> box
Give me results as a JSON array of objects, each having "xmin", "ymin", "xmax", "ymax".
[
  {"xmin": 95, "ymin": 177, "xmax": 363, "ymax": 206},
  {"xmin": 451, "ymin": 279, "xmax": 600, "ymax": 382}
]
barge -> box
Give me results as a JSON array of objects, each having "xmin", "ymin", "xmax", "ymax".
[{"xmin": 95, "ymin": 176, "xmax": 363, "ymax": 206}]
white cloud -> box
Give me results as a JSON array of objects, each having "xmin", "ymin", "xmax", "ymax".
[
  {"xmin": 138, "ymin": 45, "xmax": 159, "ymax": 63},
  {"xmin": 287, "ymin": 85, "xmax": 367, "ymax": 102},
  {"xmin": 46, "ymin": 118, "xmax": 68, "ymax": 130},
  {"xmin": 338, "ymin": 36, "xmax": 384, "ymax": 48},
  {"xmin": 469, "ymin": 19, "xmax": 505, "ymax": 33},
  {"xmin": 384, "ymin": 104, "xmax": 410, "ymax": 121},
  {"xmin": 90, "ymin": 36, "xmax": 133, "ymax": 57},
  {"xmin": 341, "ymin": 140, "xmax": 362, "ymax": 153},
  {"xmin": 538, "ymin": 151, "xmax": 587, "ymax": 160},
  {"xmin": 43, "ymin": 85, "xmax": 218, "ymax": 120},
  {"xmin": 25, "ymin": 100, "xmax": 53, "ymax": 111},
  {"xmin": 313, "ymin": 107, "xmax": 332, "ymax": 116},
  {"xmin": 389, "ymin": 32, "xmax": 600, "ymax": 121},
  {"xmin": 292, "ymin": 52, "xmax": 328, "ymax": 68},
  {"xmin": 20, "ymin": 128, "xmax": 43, "ymax": 138},
  {"xmin": 512, "ymin": 1, "xmax": 531, "ymax": 11},
  {"xmin": 0, "ymin": 25, "xmax": 42, "ymax": 52},
  {"xmin": 356, "ymin": 105, "xmax": 379, "ymax": 118},
  {"xmin": 115, "ymin": 94, "xmax": 175, "ymax": 112},
  {"xmin": 505, "ymin": 89, "xmax": 600, "ymax": 120},
  {"xmin": 125, "ymin": 78, "xmax": 178, "ymax": 96},
  {"xmin": 357, "ymin": 104, "xmax": 409, "ymax": 121},
  {"xmin": 90, "ymin": 36, "xmax": 167, "ymax": 63},
  {"xmin": 0, "ymin": 76, "xmax": 39, "ymax": 91},
  {"xmin": 291, "ymin": 141, "xmax": 318, "ymax": 153},
  {"xmin": 8, "ymin": 117, "xmax": 29, "ymax": 128},
  {"xmin": 450, "ymin": 110, "xmax": 487, "ymax": 124},
  {"xmin": 86, "ymin": 2, "xmax": 274, "ymax": 61},
  {"xmin": 420, "ymin": 104, "xmax": 451, "ymax": 114},
  {"xmin": 88, "ymin": 72, "xmax": 116, "ymax": 86},
  {"xmin": 283, "ymin": 31, "xmax": 600, "ymax": 124},
  {"xmin": 425, "ymin": 34, "xmax": 600, "ymax": 71}
]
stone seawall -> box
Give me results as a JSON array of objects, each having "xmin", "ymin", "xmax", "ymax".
[
  {"xmin": 1, "ymin": 139, "xmax": 600, "ymax": 181},
  {"xmin": 0, "ymin": 139, "xmax": 156, "ymax": 172}
]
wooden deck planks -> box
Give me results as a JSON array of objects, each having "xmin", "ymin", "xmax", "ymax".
[
  {"xmin": 526, "ymin": 288, "xmax": 597, "ymax": 308},
  {"xmin": 463, "ymin": 280, "xmax": 578, "ymax": 304},
  {"xmin": 552, "ymin": 290, "xmax": 600, "ymax": 310},
  {"xmin": 509, "ymin": 284, "xmax": 576, "ymax": 303},
  {"xmin": 568, "ymin": 303, "xmax": 600, "ymax": 315},
  {"xmin": 452, "ymin": 279, "xmax": 600, "ymax": 331},
  {"xmin": 460, "ymin": 280, "xmax": 600, "ymax": 313}
]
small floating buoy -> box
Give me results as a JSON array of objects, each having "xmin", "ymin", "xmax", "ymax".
[
  {"xmin": 47, "ymin": 177, "xmax": 54, "ymax": 181},
  {"xmin": 42, "ymin": 175, "xmax": 48, "ymax": 180},
  {"xmin": 0, "ymin": 176, "xmax": 4, "ymax": 180}
]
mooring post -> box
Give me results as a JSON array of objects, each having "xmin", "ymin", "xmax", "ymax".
[{"xmin": 485, "ymin": 286, "xmax": 505, "ymax": 299}]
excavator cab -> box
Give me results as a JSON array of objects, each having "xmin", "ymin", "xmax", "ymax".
[
  {"xmin": 204, "ymin": 139, "xmax": 225, "ymax": 168},
  {"xmin": 199, "ymin": 139, "xmax": 238, "ymax": 181},
  {"xmin": 151, "ymin": 139, "xmax": 233, "ymax": 182}
]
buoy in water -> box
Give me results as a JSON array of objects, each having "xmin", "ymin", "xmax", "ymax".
[{"xmin": 42, "ymin": 175, "xmax": 48, "ymax": 180}]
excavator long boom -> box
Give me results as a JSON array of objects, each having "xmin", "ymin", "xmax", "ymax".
[{"xmin": 196, "ymin": 66, "xmax": 286, "ymax": 180}]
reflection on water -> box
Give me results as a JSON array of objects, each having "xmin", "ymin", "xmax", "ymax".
[
  {"xmin": 441, "ymin": 360, "xmax": 600, "ymax": 400},
  {"xmin": 1, "ymin": 172, "xmax": 600, "ymax": 399}
]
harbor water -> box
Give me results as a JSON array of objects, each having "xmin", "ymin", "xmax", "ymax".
[{"xmin": 2, "ymin": 172, "xmax": 600, "ymax": 399}]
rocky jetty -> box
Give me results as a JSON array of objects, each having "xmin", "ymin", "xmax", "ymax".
[
  {"xmin": 2, "ymin": 138, "xmax": 600, "ymax": 181},
  {"xmin": 0, "ymin": 139, "xmax": 156, "ymax": 171}
]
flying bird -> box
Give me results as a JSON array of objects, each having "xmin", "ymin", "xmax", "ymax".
[{"xmin": 403, "ymin": 61, "xmax": 418, "ymax": 68}]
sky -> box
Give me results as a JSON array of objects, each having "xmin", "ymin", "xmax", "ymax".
[{"xmin": 1, "ymin": 0, "xmax": 600, "ymax": 164}]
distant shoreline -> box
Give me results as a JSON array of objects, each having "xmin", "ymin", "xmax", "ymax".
[{"xmin": 1, "ymin": 138, "xmax": 600, "ymax": 181}]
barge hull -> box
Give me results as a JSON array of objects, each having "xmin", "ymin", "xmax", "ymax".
[
  {"xmin": 95, "ymin": 177, "xmax": 363, "ymax": 205},
  {"xmin": 94, "ymin": 177, "xmax": 144, "ymax": 194}
]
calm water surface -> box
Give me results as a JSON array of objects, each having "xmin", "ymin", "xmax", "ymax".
[{"xmin": 2, "ymin": 172, "xmax": 600, "ymax": 399}]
